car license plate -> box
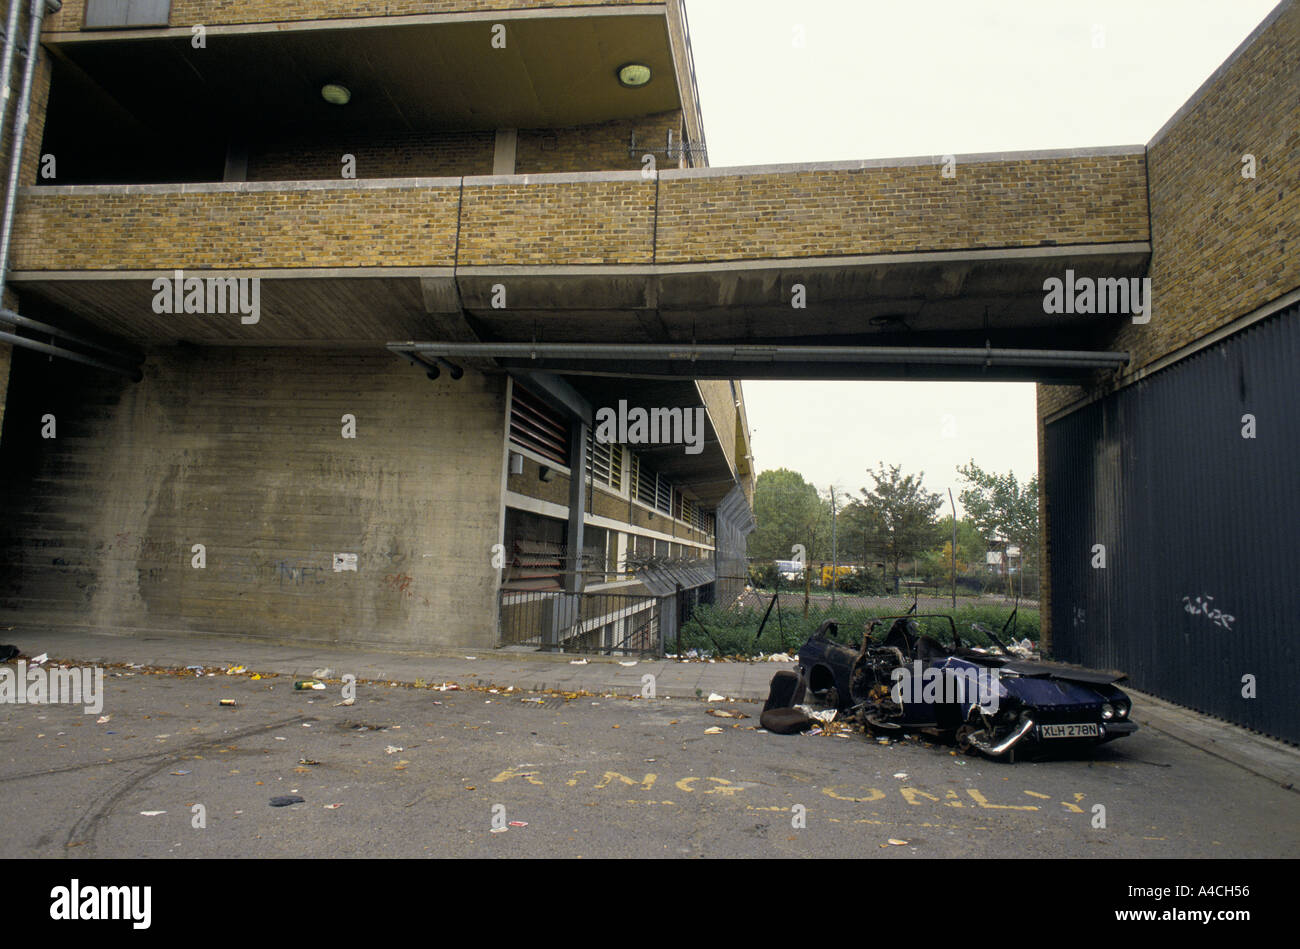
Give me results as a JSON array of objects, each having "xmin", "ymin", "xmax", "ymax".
[{"xmin": 1040, "ymin": 722, "xmax": 1099, "ymax": 738}]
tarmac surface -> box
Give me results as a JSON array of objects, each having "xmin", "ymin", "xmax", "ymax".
[{"xmin": 1, "ymin": 629, "xmax": 1296, "ymax": 858}]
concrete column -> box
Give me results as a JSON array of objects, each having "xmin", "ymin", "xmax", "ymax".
[
  {"xmin": 564, "ymin": 421, "xmax": 587, "ymax": 594},
  {"xmin": 492, "ymin": 129, "xmax": 517, "ymax": 175},
  {"xmin": 223, "ymin": 140, "xmax": 248, "ymax": 182}
]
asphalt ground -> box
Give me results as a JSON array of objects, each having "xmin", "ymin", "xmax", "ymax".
[{"xmin": 2, "ymin": 666, "xmax": 1297, "ymax": 859}]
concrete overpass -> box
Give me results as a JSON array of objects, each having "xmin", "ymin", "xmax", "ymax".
[{"xmin": 9, "ymin": 147, "xmax": 1149, "ymax": 384}]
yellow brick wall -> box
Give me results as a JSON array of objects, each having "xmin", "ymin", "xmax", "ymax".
[
  {"xmin": 655, "ymin": 154, "xmax": 1149, "ymax": 263},
  {"xmin": 248, "ymin": 130, "xmax": 495, "ymax": 181},
  {"xmin": 11, "ymin": 182, "xmax": 461, "ymax": 269},
  {"xmin": 517, "ymin": 111, "xmax": 683, "ymax": 175},
  {"xmin": 458, "ymin": 178, "xmax": 656, "ymax": 265},
  {"xmin": 13, "ymin": 155, "xmax": 1149, "ymax": 272},
  {"xmin": 47, "ymin": 0, "xmax": 659, "ymax": 30},
  {"xmin": 242, "ymin": 112, "xmax": 683, "ymax": 181}
]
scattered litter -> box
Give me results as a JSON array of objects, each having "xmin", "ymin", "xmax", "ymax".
[
  {"xmin": 385, "ymin": 746, "xmax": 404, "ymax": 755},
  {"xmin": 293, "ymin": 679, "xmax": 325, "ymax": 691},
  {"xmin": 508, "ymin": 821, "xmax": 528, "ymax": 827},
  {"xmin": 569, "ymin": 659, "xmax": 589, "ymax": 665},
  {"xmin": 490, "ymin": 827, "xmax": 508, "ymax": 833},
  {"xmin": 706, "ymin": 692, "xmax": 726, "ymax": 702},
  {"xmin": 522, "ymin": 697, "xmax": 545, "ymax": 704},
  {"xmin": 269, "ymin": 796, "xmax": 305, "ymax": 807},
  {"xmin": 219, "ymin": 699, "xmax": 236, "ymax": 707},
  {"xmin": 299, "ymin": 758, "xmax": 321, "ymax": 766},
  {"xmin": 893, "ymin": 772, "xmax": 908, "ymax": 780},
  {"xmin": 795, "ymin": 705, "xmax": 837, "ymax": 724},
  {"xmin": 706, "ymin": 708, "xmax": 748, "ymax": 720},
  {"xmin": 618, "ymin": 661, "xmax": 637, "ymax": 667},
  {"xmin": 436, "ymin": 683, "xmax": 460, "ymax": 692},
  {"xmin": 139, "ymin": 811, "xmax": 166, "ymax": 817},
  {"xmin": 274, "ymin": 736, "xmax": 287, "ymax": 741},
  {"xmin": 226, "ymin": 665, "xmax": 246, "ymax": 675},
  {"xmin": 704, "ymin": 726, "xmax": 723, "ymax": 735},
  {"xmin": 888, "ymin": 839, "xmax": 909, "ymax": 846},
  {"xmin": 334, "ymin": 698, "xmax": 355, "ymax": 707},
  {"xmin": 805, "ymin": 727, "xmax": 823, "ymax": 736},
  {"xmin": 31, "ymin": 653, "xmax": 49, "ymax": 666},
  {"xmin": 765, "ymin": 653, "xmax": 794, "ymax": 662},
  {"xmin": 185, "ymin": 665, "xmax": 203, "ymax": 673},
  {"xmin": 464, "ymin": 656, "xmax": 477, "ymax": 660},
  {"xmin": 323, "ymin": 803, "xmax": 344, "ymax": 810},
  {"xmin": 95, "ymin": 715, "xmax": 110, "ymax": 724},
  {"xmin": 311, "ymin": 668, "xmax": 334, "ymax": 679},
  {"xmin": 251, "ymin": 674, "xmax": 262, "ymax": 680},
  {"xmin": 168, "ymin": 771, "xmax": 190, "ymax": 776}
]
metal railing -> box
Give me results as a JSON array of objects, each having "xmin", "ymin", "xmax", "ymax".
[{"xmin": 498, "ymin": 585, "xmax": 662, "ymax": 656}]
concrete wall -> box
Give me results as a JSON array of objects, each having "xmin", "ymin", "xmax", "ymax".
[
  {"xmin": 1037, "ymin": 0, "xmax": 1300, "ymax": 651},
  {"xmin": 0, "ymin": 347, "xmax": 508, "ymax": 648}
]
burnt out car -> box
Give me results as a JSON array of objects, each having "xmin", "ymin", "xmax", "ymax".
[{"xmin": 796, "ymin": 614, "xmax": 1136, "ymax": 761}]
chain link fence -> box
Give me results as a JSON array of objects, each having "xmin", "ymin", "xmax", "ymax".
[{"xmin": 677, "ymin": 560, "xmax": 1040, "ymax": 658}]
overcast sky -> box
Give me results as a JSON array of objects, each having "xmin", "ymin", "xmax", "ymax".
[{"xmin": 684, "ymin": 0, "xmax": 1279, "ymax": 508}]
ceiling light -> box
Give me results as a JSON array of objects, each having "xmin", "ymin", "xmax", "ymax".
[
  {"xmin": 321, "ymin": 83, "xmax": 351, "ymax": 106},
  {"xmin": 616, "ymin": 63, "xmax": 652, "ymax": 88}
]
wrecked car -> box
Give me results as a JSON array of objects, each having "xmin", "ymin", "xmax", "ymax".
[{"xmin": 795, "ymin": 613, "xmax": 1136, "ymax": 761}]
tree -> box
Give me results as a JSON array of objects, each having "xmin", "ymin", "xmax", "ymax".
[
  {"xmin": 748, "ymin": 468, "xmax": 828, "ymax": 562},
  {"xmin": 857, "ymin": 463, "xmax": 945, "ymax": 581},
  {"xmin": 957, "ymin": 461, "xmax": 1040, "ymax": 593},
  {"xmin": 932, "ymin": 515, "xmax": 985, "ymax": 574}
]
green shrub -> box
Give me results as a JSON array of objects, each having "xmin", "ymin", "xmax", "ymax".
[{"xmin": 677, "ymin": 601, "xmax": 1039, "ymax": 657}]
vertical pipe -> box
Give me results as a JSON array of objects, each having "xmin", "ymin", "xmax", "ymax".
[
  {"xmin": 0, "ymin": 0, "xmax": 52, "ymax": 304},
  {"xmin": 949, "ymin": 487, "xmax": 957, "ymax": 610}
]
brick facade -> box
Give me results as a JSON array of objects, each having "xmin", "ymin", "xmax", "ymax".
[
  {"xmin": 47, "ymin": 0, "xmax": 661, "ymax": 31},
  {"xmin": 11, "ymin": 153, "xmax": 1151, "ymax": 272},
  {"xmin": 1036, "ymin": 1, "xmax": 1300, "ymax": 647}
]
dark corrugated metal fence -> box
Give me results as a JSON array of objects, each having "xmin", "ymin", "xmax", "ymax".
[{"xmin": 1046, "ymin": 302, "xmax": 1299, "ymax": 743}]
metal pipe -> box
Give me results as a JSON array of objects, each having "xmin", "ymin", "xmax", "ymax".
[
  {"xmin": 969, "ymin": 716, "xmax": 1035, "ymax": 757},
  {"xmin": 0, "ymin": 328, "xmax": 143, "ymax": 380},
  {"xmin": 0, "ymin": 0, "xmax": 52, "ymax": 305},
  {"xmin": 0, "ymin": 0, "xmax": 25, "ymax": 157},
  {"xmin": 394, "ymin": 348, "xmax": 440, "ymax": 379},
  {"xmin": 389, "ymin": 341, "xmax": 1128, "ymax": 370},
  {"xmin": 434, "ymin": 355, "xmax": 463, "ymax": 379},
  {"xmin": 0, "ymin": 307, "xmax": 141, "ymax": 362}
]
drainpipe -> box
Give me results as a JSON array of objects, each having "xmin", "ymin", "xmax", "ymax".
[
  {"xmin": 0, "ymin": 0, "xmax": 25, "ymax": 150},
  {"xmin": 0, "ymin": 0, "xmax": 59, "ymax": 304},
  {"xmin": 0, "ymin": 0, "xmax": 137, "ymax": 378}
]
